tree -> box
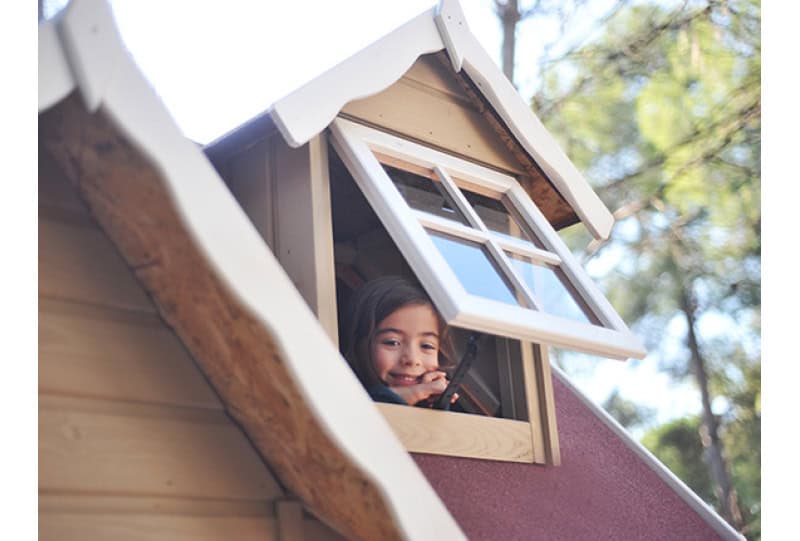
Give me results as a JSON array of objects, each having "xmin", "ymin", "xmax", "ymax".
[
  {"xmin": 602, "ymin": 388, "xmax": 655, "ymax": 430},
  {"xmin": 494, "ymin": 0, "xmax": 760, "ymax": 536}
]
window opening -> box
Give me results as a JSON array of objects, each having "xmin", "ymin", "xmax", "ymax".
[{"xmin": 329, "ymin": 117, "xmax": 645, "ymax": 360}]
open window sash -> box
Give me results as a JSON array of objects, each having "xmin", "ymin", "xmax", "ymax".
[{"xmin": 329, "ymin": 117, "xmax": 645, "ymax": 360}]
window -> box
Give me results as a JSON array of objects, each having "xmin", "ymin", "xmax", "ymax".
[
  {"xmin": 329, "ymin": 118, "xmax": 645, "ymax": 361},
  {"xmin": 325, "ymin": 118, "xmax": 644, "ymax": 465}
]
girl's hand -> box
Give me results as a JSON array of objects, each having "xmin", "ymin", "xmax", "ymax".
[{"xmin": 389, "ymin": 370, "xmax": 458, "ymax": 406}]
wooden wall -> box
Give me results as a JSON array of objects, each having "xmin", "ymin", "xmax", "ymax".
[{"xmin": 38, "ymin": 148, "xmax": 344, "ymax": 541}]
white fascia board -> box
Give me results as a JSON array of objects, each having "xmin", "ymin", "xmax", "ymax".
[
  {"xmin": 434, "ymin": 0, "xmax": 614, "ymax": 240},
  {"xmin": 41, "ymin": 2, "xmax": 466, "ymax": 539},
  {"xmin": 38, "ymin": 18, "xmax": 76, "ymax": 112},
  {"xmin": 551, "ymin": 365, "xmax": 745, "ymax": 541},
  {"xmin": 270, "ymin": 7, "xmax": 445, "ymax": 149}
]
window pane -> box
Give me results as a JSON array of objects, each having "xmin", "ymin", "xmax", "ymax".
[
  {"xmin": 459, "ymin": 187, "xmax": 534, "ymax": 244},
  {"xmin": 507, "ymin": 252, "xmax": 593, "ymax": 324},
  {"xmin": 429, "ymin": 231, "xmax": 521, "ymax": 306},
  {"xmin": 382, "ymin": 164, "xmax": 469, "ymax": 225}
]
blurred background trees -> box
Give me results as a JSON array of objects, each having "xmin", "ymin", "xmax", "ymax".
[{"xmin": 493, "ymin": 0, "xmax": 760, "ymax": 537}]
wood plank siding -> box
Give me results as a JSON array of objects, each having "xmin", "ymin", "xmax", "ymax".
[{"xmin": 38, "ymin": 147, "xmax": 343, "ymax": 541}]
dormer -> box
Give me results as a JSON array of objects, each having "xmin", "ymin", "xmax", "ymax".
[{"xmin": 205, "ymin": 0, "xmax": 645, "ymax": 466}]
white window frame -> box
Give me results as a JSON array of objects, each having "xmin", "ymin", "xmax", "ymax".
[{"xmin": 329, "ymin": 117, "xmax": 644, "ymax": 361}]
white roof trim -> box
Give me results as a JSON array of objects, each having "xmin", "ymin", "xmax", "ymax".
[
  {"xmin": 270, "ymin": 7, "xmax": 445, "ymax": 149},
  {"xmin": 269, "ymin": 0, "xmax": 614, "ymax": 239},
  {"xmin": 551, "ymin": 364, "xmax": 745, "ymax": 541},
  {"xmin": 39, "ymin": 2, "xmax": 466, "ymax": 539},
  {"xmin": 38, "ymin": 17, "xmax": 75, "ymax": 112}
]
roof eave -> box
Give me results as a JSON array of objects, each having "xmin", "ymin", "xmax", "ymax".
[{"xmin": 268, "ymin": 0, "xmax": 614, "ymax": 240}]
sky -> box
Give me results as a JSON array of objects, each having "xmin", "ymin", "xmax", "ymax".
[{"xmin": 37, "ymin": 0, "xmax": 710, "ymax": 432}]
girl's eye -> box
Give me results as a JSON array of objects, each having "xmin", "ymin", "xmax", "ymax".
[
  {"xmin": 421, "ymin": 343, "xmax": 438, "ymax": 352},
  {"xmin": 381, "ymin": 339, "xmax": 400, "ymax": 347}
]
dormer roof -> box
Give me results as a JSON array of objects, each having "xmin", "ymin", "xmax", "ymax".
[{"xmin": 209, "ymin": 0, "xmax": 615, "ymax": 240}]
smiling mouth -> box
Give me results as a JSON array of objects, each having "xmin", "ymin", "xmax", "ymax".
[{"xmin": 388, "ymin": 373, "xmax": 422, "ymax": 386}]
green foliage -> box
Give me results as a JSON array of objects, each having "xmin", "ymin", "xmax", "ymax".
[
  {"xmin": 602, "ymin": 389, "xmax": 656, "ymax": 429},
  {"xmin": 642, "ymin": 416, "xmax": 715, "ymax": 502},
  {"xmin": 533, "ymin": 0, "xmax": 760, "ymax": 536}
]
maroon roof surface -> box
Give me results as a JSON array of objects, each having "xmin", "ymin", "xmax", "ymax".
[{"xmin": 413, "ymin": 376, "xmax": 723, "ymax": 540}]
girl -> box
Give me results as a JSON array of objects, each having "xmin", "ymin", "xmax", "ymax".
[{"xmin": 341, "ymin": 276, "xmax": 458, "ymax": 407}]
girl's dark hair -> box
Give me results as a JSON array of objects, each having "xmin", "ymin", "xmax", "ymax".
[{"xmin": 341, "ymin": 275, "xmax": 455, "ymax": 387}]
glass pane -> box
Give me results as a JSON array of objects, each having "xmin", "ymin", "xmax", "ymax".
[
  {"xmin": 429, "ymin": 231, "xmax": 521, "ymax": 306},
  {"xmin": 507, "ymin": 252, "xmax": 593, "ymax": 324},
  {"xmin": 459, "ymin": 187, "xmax": 534, "ymax": 243},
  {"xmin": 382, "ymin": 164, "xmax": 469, "ymax": 225}
]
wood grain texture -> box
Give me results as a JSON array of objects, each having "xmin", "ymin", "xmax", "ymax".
[
  {"xmin": 275, "ymin": 500, "xmax": 304, "ymax": 541},
  {"xmin": 39, "ymin": 94, "xmax": 404, "ymax": 541},
  {"xmin": 376, "ymin": 403, "xmax": 534, "ymax": 463},
  {"xmin": 39, "ymin": 512, "xmax": 278, "ymax": 541},
  {"xmin": 39, "ymin": 298, "xmax": 221, "ymax": 409},
  {"xmin": 39, "ymin": 217, "xmax": 155, "ymax": 313},
  {"xmin": 39, "ymin": 395, "xmax": 283, "ymax": 499}
]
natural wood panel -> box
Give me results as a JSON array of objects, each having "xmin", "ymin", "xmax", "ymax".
[
  {"xmin": 39, "ymin": 512, "xmax": 277, "ymax": 541},
  {"xmin": 303, "ymin": 515, "xmax": 348, "ymax": 541},
  {"xmin": 532, "ymin": 344, "xmax": 561, "ymax": 465},
  {"xmin": 39, "ymin": 147, "xmax": 90, "ymax": 218},
  {"xmin": 39, "ymin": 299, "xmax": 221, "ymax": 409},
  {"xmin": 273, "ymin": 134, "xmax": 339, "ymax": 342},
  {"xmin": 342, "ymin": 78, "xmax": 527, "ymax": 176},
  {"xmin": 275, "ymin": 500, "xmax": 304, "ymax": 541},
  {"xmin": 224, "ymin": 137, "xmax": 275, "ymax": 250},
  {"xmin": 39, "ymin": 395, "xmax": 283, "ymax": 500},
  {"xmin": 39, "ymin": 493, "xmax": 273, "ymax": 516},
  {"xmin": 377, "ymin": 404, "xmax": 534, "ymax": 463},
  {"xmin": 401, "ymin": 54, "xmax": 473, "ymax": 104},
  {"xmin": 39, "ymin": 217, "xmax": 155, "ymax": 313}
]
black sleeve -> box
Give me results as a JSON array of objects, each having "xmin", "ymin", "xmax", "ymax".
[{"xmin": 367, "ymin": 385, "xmax": 408, "ymax": 405}]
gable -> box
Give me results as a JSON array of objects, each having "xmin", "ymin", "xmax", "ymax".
[
  {"xmin": 266, "ymin": 0, "xmax": 614, "ymax": 240},
  {"xmin": 341, "ymin": 52, "xmax": 579, "ymax": 230}
]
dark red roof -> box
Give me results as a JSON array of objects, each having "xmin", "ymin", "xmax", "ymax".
[{"xmin": 413, "ymin": 376, "xmax": 723, "ymax": 540}]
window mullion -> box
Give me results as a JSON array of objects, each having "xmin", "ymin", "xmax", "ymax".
[
  {"xmin": 414, "ymin": 210, "xmax": 492, "ymax": 244},
  {"xmin": 433, "ymin": 165, "xmax": 487, "ymax": 232},
  {"xmin": 484, "ymin": 238, "xmax": 541, "ymax": 311},
  {"xmin": 495, "ymin": 237, "xmax": 561, "ymax": 267}
]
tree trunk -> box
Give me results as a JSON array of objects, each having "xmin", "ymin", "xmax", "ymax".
[
  {"xmin": 679, "ymin": 284, "xmax": 744, "ymax": 531},
  {"xmin": 496, "ymin": 0, "xmax": 520, "ymax": 84}
]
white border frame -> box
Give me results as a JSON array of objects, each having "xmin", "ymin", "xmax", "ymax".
[{"xmin": 329, "ymin": 117, "xmax": 645, "ymax": 360}]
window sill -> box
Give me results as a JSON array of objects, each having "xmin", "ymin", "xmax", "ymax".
[{"xmin": 376, "ymin": 403, "xmax": 535, "ymax": 463}]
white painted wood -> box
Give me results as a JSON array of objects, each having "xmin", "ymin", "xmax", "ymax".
[
  {"xmin": 434, "ymin": 0, "xmax": 469, "ymax": 72},
  {"xmin": 45, "ymin": 4, "xmax": 466, "ymax": 540},
  {"xmin": 329, "ymin": 119, "xmax": 466, "ymax": 324},
  {"xmin": 508, "ymin": 184, "xmax": 633, "ymax": 333},
  {"xmin": 270, "ymin": 7, "xmax": 444, "ymax": 148},
  {"xmin": 58, "ymin": 0, "xmax": 127, "ymax": 112},
  {"xmin": 39, "ymin": 20, "xmax": 76, "ymax": 112},
  {"xmin": 332, "ymin": 118, "xmax": 645, "ymax": 360}
]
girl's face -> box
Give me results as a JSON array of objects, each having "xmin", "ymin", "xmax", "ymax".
[{"xmin": 370, "ymin": 303, "xmax": 441, "ymax": 386}]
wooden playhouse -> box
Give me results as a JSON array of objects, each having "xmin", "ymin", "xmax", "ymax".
[{"xmin": 38, "ymin": 0, "xmax": 742, "ymax": 539}]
